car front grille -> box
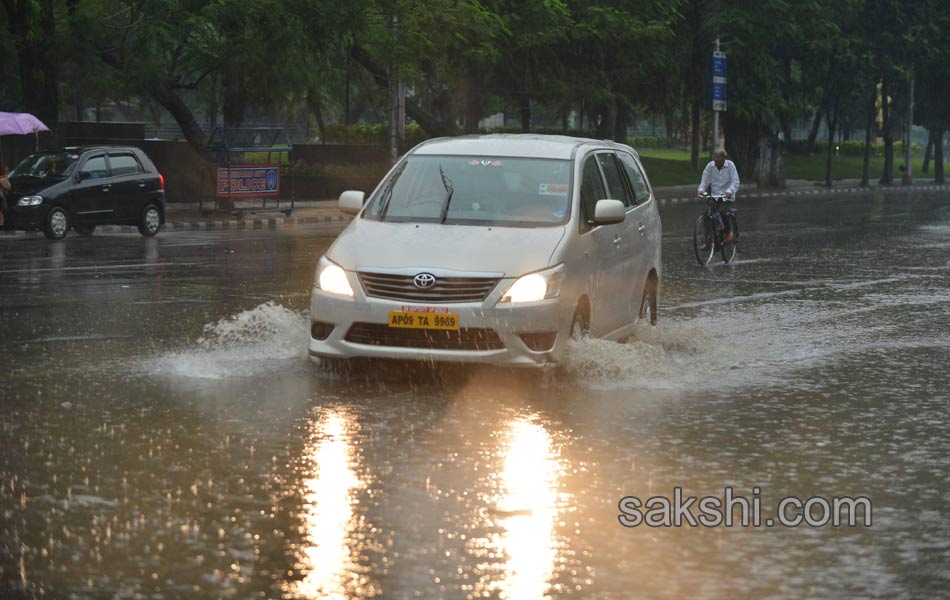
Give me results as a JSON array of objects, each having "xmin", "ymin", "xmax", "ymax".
[
  {"xmin": 357, "ymin": 271, "xmax": 500, "ymax": 303},
  {"xmin": 344, "ymin": 322, "xmax": 504, "ymax": 351}
]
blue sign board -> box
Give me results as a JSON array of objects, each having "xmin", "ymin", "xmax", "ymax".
[
  {"xmin": 217, "ymin": 164, "xmax": 281, "ymax": 197},
  {"xmin": 707, "ymin": 51, "xmax": 727, "ymax": 112}
]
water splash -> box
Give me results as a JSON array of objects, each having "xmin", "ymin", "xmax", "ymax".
[
  {"xmin": 146, "ymin": 302, "xmax": 310, "ymax": 379},
  {"xmin": 557, "ymin": 317, "xmax": 779, "ymax": 391}
]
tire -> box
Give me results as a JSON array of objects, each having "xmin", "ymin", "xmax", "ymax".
[
  {"xmin": 639, "ymin": 276, "xmax": 658, "ymax": 326},
  {"xmin": 721, "ymin": 214, "xmax": 738, "ymax": 264},
  {"xmin": 693, "ymin": 215, "xmax": 716, "ymax": 266},
  {"xmin": 570, "ymin": 307, "xmax": 590, "ymax": 341},
  {"xmin": 73, "ymin": 223, "xmax": 95, "ymax": 236},
  {"xmin": 44, "ymin": 207, "xmax": 69, "ymax": 240},
  {"xmin": 138, "ymin": 204, "xmax": 162, "ymax": 237}
]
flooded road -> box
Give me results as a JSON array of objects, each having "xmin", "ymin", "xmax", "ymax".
[{"xmin": 1, "ymin": 189, "xmax": 949, "ymax": 598}]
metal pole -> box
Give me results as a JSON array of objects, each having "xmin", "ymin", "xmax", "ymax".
[
  {"xmin": 389, "ymin": 14, "xmax": 401, "ymax": 165},
  {"xmin": 712, "ymin": 37, "xmax": 720, "ymax": 154},
  {"xmin": 903, "ymin": 68, "xmax": 914, "ymax": 185}
]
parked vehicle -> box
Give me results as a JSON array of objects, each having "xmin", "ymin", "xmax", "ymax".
[
  {"xmin": 1, "ymin": 146, "xmax": 166, "ymax": 239},
  {"xmin": 309, "ymin": 134, "xmax": 662, "ymax": 369}
]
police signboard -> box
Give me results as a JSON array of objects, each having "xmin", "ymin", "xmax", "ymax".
[
  {"xmin": 710, "ymin": 51, "xmax": 727, "ymax": 112},
  {"xmin": 216, "ymin": 164, "xmax": 280, "ymax": 197}
]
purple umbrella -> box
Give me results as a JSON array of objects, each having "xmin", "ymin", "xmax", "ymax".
[
  {"xmin": 0, "ymin": 111, "xmax": 49, "ymax": 135},
  {"xmin": 0, "ymin": 112, "xmax": 50, "ymax": 162}
]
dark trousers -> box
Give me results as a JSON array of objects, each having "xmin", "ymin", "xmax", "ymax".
[{"xmin": 707, "ymin": 197, "xmax": 733, "ymax": 233}]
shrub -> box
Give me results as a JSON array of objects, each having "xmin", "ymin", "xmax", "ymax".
[
  {"xmin": 629, "ymin": 136, "xmax": 676, "ymax": 149},
  {"xmin": 786, "ymin": 138, "xmax": 921, "ymax": 157}
]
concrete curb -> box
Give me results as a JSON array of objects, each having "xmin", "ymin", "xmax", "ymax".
[
  {"xmin": 654, "ymin": 183, "xmax": 950, "ymax": 207},
  {"xmin": 0, "ymin": 214, "xmax": 352, "ymax": 238},
  {"xmin": 3, "ymin": 185, "xmax": 948, "ymax": 237}
]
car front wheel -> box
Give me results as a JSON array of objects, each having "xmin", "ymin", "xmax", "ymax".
[
  {"xmin": 138, "ymin": 204, "xmax": 161, "ymax": 237},
  {"xmin": 44, "ymin": 207, "xmax": 69, "ymax": 240},
  {"xmin": 570, "ymin": 307, "xmax": 589, "ymax": 341}
]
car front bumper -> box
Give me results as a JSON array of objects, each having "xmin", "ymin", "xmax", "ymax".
[
  {"xmin": 308, "ymin": 284, "xmax": 574, "ymax": 368},
  {"xmin": 1, "ymin": 204, "xmax": 49, "ymax": 230}
]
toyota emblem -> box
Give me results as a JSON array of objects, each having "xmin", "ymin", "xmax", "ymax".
[{"xmin": 413, "ymin": 273, "xmax": 437, "ymax": 289}]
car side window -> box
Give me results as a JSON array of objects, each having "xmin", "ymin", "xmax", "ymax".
[
  {"xmin": 618, "ymin": 152, "xmax": 651, "ymax": 203},
  {"xmin": 579, "ymin": 156, "xmax": 607, "ymax": 230},
  {"xmin": 110, "ymin": 154, "xmax": 143, "ymax": 177},
  {"xmin": 596, "ymin": 152, "xmax": 633, "ymax": 207},
  {"xmin": 83, "ymin": 156, "xmax": 109, "ymax": 180}
]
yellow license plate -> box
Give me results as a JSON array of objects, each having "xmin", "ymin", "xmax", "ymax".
[{"xmin": 388, "ymin": 311, "xmax": 459, "ymax": 331}]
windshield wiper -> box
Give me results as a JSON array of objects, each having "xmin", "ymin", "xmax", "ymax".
[
  {"xmin": 377, "ymin": 160, "xmax": 409, "ymax": 221},
  {"xmin": 438, "ymin": 164, "xmax": 454, "ymax": 224}
]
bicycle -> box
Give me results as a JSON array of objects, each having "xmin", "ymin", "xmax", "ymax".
[{"xmin": 693, "ymin": 193, "xmax": 739, "ymax": 265}]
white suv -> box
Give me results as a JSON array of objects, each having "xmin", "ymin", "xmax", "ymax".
[{"xmin": 309, "ymin": 134, "xmax": 662, "ymax": 368}]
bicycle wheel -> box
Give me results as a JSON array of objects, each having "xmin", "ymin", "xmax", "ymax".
[
  {"xmin": 693, "ymin": 215, "xmax": 716, "ymax": 266},
  {"xmin": 721, "ymin": 214, "xmax": 738, "ymax": 263}
]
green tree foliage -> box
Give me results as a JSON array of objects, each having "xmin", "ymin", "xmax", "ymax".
[{"xmin": 1, "ymin": 0, "xmax": 945, "ymax": 187}]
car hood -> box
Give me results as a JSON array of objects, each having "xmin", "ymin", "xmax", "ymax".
[
  {"xmin": 328, "ymin": 218, "xmax": 567, "ymax": 277},
  {"xmin": 8, "ymin": 176, "xmax": 62, "ymax": 197}
]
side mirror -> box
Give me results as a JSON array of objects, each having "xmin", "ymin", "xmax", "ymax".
[
  {"xmin": 593, "ymin": 199, "xmax": 625, "ymax": 225},
  {"xmin": 338, "ymin": 190, "xmax": 365, "ymax": 215},
  {"xmin": 77, "ymin": 171, "xmax": 91, "ymax": 181}
]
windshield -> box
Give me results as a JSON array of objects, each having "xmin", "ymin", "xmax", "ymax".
[
  {"xmin": 366, "ymin": 155, "xmax": 572, "ymax": 226},
  {"xmin": 10, "ymin": 151, "xmax": 80, "ymax": 179}
]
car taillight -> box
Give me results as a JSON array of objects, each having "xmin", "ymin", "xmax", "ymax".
[{"xmin": 158, "ymin": 173, "xmax": 165, "ymax": 191}]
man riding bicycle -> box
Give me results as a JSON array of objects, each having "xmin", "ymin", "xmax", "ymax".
[{"xmin": 697, "ymin": 150, "xmax": 740, "ymax": 247}]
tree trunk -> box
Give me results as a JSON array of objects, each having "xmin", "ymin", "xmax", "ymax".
[
  {"xmin": 349, "ymin": 43, "xmax": 458, "ymax": 137},
  {"xmin": 595, "ymin": 101, "xmax": 615, "ymax": 139},
  {"xmin": 462, "ymin": 66, "xmax": 482, "ymax": 134},
  {"xmin": 861, "ymin": 83, "xmax": 875, "ymax": 186},
  {"xmin": 805, "ymin": 106, "xmax": 824, "ymax": 152},
  {"xmin": 208, "ymin": 74, "xmax": 219, "ymax": 134},
  {"xmin": 935, "ymin": 127, "xmax": 944, "ymax": 184},
  {"xmin": 221, "ymin": 63, "xmax": 245, "ymax": 127},
  {"xmin": 613, "ymin": 99, "xmax": 628, "ymax": 144},
  {"xmin": 724, "ymin": 112, "xmax": 784, "ymax": 187},
  {"xmin": 306, "ymin": 89, "xmax": 327, "ymax": 144},
  {"xmin": 74, "ymin": 90, "xmax": 84, "ymax": 122},
  {"xmin": 754, "ymin": 135, "xmax": 785, "ymax": 188},
  {"xmin": 879, "ymin": 71, "xmax": 894, "ymax": 184},
  {"xmin": 922, "ymin": 128, "xmax": 936, "ymax": 174},
  {"xmin": 690, "ymin": 99, "xmax": 701, "ymax": 171},
  {"xmin": 519, "ymin": 94, "xmax": 531, "ymax": 132},
  {"xmin": 7, "ymin": 0, "xmax": 60, "ymax": 128},
  {"xmin": 148, "ymin": 81, "xmax": 208, "ymax": 152},
  {"xmin": 779, "ymin": 113, "xmax": 793, "ymax": 144},
  {"xmin": 825, "ymin": 98, "xmax": 839, "ymax": 188},
  {"xmin": 724, "ymin": 113, "xmax": 758, "ymax": 181}
]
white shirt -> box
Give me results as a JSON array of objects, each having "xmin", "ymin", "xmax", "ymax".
[{"xmin": 698, "ymin": 159, "xmax": 740, "ymax": 200}]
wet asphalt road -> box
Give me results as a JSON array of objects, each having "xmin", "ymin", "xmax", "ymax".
[{"xmin": 1, "ymin": 189, "xmax": 949, "ymax": 599}]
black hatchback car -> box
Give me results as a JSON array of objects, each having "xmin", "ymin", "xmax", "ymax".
[{"xmin": 2, "ymin": 146, "xmax": 166, "ymax": 239}]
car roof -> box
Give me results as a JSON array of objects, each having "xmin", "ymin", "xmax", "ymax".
[
  {"xmin": 411, "ymin": 134, "xmax": 635, "ymax": 160},
  {"xmin": 67, "ymin": 146, "xmax": 143, "ymax": 154},
  {"xmin": 32, "ymin": 146, "xmax": 143, "ymax": 155}
]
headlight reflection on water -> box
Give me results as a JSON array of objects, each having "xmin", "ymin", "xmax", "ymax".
[
  {"xmin": 283, "ymin": 410, "xmax": 374, "ymax": 600},
  {"xmin": 475, "ymin": 417, "xmax": 563, "ymax": 599}
]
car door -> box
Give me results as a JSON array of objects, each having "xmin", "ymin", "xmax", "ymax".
[
  {"xmin": 71, "ymin": 154, "xmax": 114, "ymax": 224},
  {"xmin": 576, "ymin": 153, "xmax": 627, "ymax": 336},
  {"xmin": 595, "ymin": 151, "xmax": 644, "ymax": 323},
  {"xmin": 108, "ymin": 152, "xmax": 147, "ymax": 223},
  {"xmin": 617, "ymin": 150, "xmax": 661, "ymax": 315}
]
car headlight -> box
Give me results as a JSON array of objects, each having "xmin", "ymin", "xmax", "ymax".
[
  {"xmin": 315, "ymin": 256, "xmax": 354, "ymax": 297},
  {"xmin": 500, "ymin": 264, "xmax": 564, "ymax": 303},
  {"xmin": 17, "ymin": 196, "xmax": 43, "ymax": 206}
]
